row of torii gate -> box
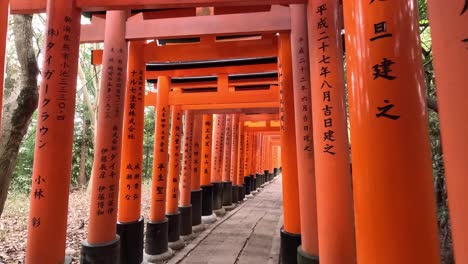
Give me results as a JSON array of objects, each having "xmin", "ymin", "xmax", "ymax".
[{"xmin": 0, "ymin": 1, "xmax": 466, "ymax": 264}]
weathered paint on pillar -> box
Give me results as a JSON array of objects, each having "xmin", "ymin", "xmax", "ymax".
[
  {"xmin": 149, "ymin": 76, "xmax": 171, "ymax": 222},
  {"xmin": 118, "ymin": 41, "xmax": 146, "ymax": 223},
  {"xmin": 427, "ymin": 1, "xmax": 468, "ymax": 262},
  {"xmin": 211, "ymin": 114, "xmax": 225, "ymax": 183},
  {"xmin": 230, "ymin": 114, "xmax": 240, "ymax": 185},
  {"xmin": 343, "ymin": 0, "xmax": 440, "ymax": 262},
  {"xmin": 278, "ymin": 32, "xmax": 301, "ymax": 234},
  {"xmin": 307, "ymin": 1, "xmax": 357, "ymax": 262},
  {"xmin": 0, "ymin": 0, "xmax": 8, "ymax": 136},
  {"xmin": 86, "ymin": 10, "xmax": 128, "ymax": 244},
  {"xmin": 26, "ymin": 1, "xmax": 81, "ymax": 262},
  {"xmin": 180, "ymin": 110, "xmax": 194, "ymax": 207},
  {"xmin": 200, "ymin": 114, "xmax": 213, "ymax": 186},
  {"xmin": 222, "ymin": 114, "xmax": 233, "ymax": 182},
  {"xmin": 166, "ymin": 106, "xmax": 183, "ymax": 214},
  {"xmin": 191, "ymin": 114, "xmax": 202, "ymax": 191}
]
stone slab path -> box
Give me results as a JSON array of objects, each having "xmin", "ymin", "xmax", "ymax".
[{"xmin": 167, "ymin": 177, "xmax": 284, "ymax": 264}]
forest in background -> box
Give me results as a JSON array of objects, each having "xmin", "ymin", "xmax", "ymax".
[{"xmin": 0, "ymin": 1, "xmax": 453, "ymax": 263}]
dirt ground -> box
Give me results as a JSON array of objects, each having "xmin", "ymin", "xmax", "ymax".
[{"xmin": 0, "ymin": 184, "xmax": 153, "ymax": 264}]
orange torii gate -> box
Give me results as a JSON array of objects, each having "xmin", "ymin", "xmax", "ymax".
[{"xmin": 4, "ymin": 1, "xmax": 462, "ymax": 264}]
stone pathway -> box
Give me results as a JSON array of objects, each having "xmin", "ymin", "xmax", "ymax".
[{"xmin": 167, "ymin": 177, "xmax": 284, "ymax": 264}]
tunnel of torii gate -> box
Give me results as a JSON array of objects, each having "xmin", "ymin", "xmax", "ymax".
[{"xmin": 1, "ymin": 0, "xmax": 467, "ymax": 264}]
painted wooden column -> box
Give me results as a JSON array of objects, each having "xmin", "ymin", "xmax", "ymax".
[
  {"xmin": 81, "ymin": 10, "xmax": 127, "ymax": 263},
  {"xmin": 190, "ymin": 114, "xmax": 204, "ymax": 228},
  {"xmin": 278, "ymin": 32, "xmax": 302, "ymax": 263},
  {"xmin": 307, "ymin": 1, "xmax": 357, "ymax": 263},
  {"xmin": 426, "ymin": 1, "xmax": 468, "ymax": 263},
  {"xmin": 290, "ymin": 7, "xmax": 320, "ymax": 260},
  {"xmin": 200, "ymin": 114, "xmax": 215, "ymax": 222},
  {"xmin": 0, "ymin": 0, "xmax": 7, "ymax": 136},
  {"xmin": 166, "ymin": 106, "xmax": 184, "ymax": 250},
  {"xmin": 342, "ymin": 0, "xmax": 440, "ymax": 263},
  {"xmin": 145, "ymin": 76, "xmax": 172, "ymax": 260},
  {"xmin": 25, "ymin": 1, "xmax": 81, "ymax": 262},
  {"xmin": 230, "ymin": 114, "xmax": 240, "ymax": 203},
  {"xmin": 250, "ymin": 131, "xmax": 258, "ymax": 192},
  {"xmin": 211, "ymin": 114, "xmax": 225, "ymax": 214},
  {"xmin": 222, "ymin": 114, "xmax": 233, "ymax": 207},
  {"xmin": 116, "ymin": 40, "xmax": 146, "ymax": 264},
  {"xmin": 237, "ymin": 120, "xmax": 246, "ymax": 200},
  {"xmin": 179, "ymin": 110, "xmax": 194, "ymax": 237}
]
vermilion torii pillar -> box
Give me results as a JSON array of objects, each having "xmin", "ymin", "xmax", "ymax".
[
  {"xmin": 243, "ymin": 128, "xmax": 253, "ymax": 196},
  {"xmin": 222, "ymin": 114, "xmax": 234, "ymax": 209},
  {"xmin": 427, "ymin": 1, "xmax": 468, "ymax": 263},
  {"xmin": 166, "ymin": 106, "xmax": 185, "ymax": 250},
  {"xmin": 0, "ymin": 0, "xmax": 7, "ymax": 136},
  {"xmin": 81, "ymin": 10, "xmax": 127, "ymax": 263},
  {"xmin": 26, "ymin": 1, "xmax": 81, "ymax": 262},
  {"xmin": 236, "ymin": 119, "xmax": 246, "ymax": 200},
  {"xmin": 230, "ymin": 114, "xmax": 240, "ymax": 203},
  {"xmin": 200, "ymin": 114, "xmax": 216, "ymax": 223},
  {"xmin": 278, "ymin": 32, "xmax": 302, "ymax": 264},
  {"xmin": 190, "ymin": 114, "xmax": 204, "ymax": 230},
  {"xmin": 343, "ymin": 1, "xmax": 440, "ymax": 263},
  {"xmin": 211, "ymin": 114, "xmax": 226, "ymax": 215},
  {"xmin": 117, "ymin": 40, "xmax": 146, "ymax": 264},
  {"xmin": 308, "ymin": 1, "xmax": 357, "ymax": 263},
  {"xmin": 145, "ymin": 76, "xmax": 173, "ymax": 261},
  {"xmin": 179, "ymin": 110, "xmax": 195, "ymax": 238}
]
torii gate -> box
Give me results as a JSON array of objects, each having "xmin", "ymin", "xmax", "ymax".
[{"xmin": 1, "ymin": 1, "xmax": 466, "ymax": 264}]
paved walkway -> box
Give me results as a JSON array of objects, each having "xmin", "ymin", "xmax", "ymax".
[{"xmin": 168, "ymin": 177, "xmax": 284, "ymax": 264}]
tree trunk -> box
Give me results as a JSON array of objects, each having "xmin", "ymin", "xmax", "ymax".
[
  {"xmin": 78, "ymin": 108, "xmax": 87, "ymax": 188},
  {"xmin": 0, "ymin": 15, "xmax": 39, "ymax": 217}
]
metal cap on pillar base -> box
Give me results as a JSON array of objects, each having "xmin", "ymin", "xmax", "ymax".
[
  {"xmin": 239, "ymin": 185, "xmax": 245, "ymax": 201},
  {"xmin": 179, "ymin": 206, "xmax": 196, "ymax": 241},
  {"xmin": 81, "ymin": 236, "xmax": 120, "ymax": 264},
  {"xmin": 144, "ymin": 219, "xmax": 173, "ymax": 262},
  {"xmin": 212, "ymin": 182, "xmax": 223, "ymax": 210},
  {"xmin": 190, "ymin": 189, "xmax": 203, "ymax": 227},
  {"xmin": 222, "ymin": 181, "xmax": 235, "ymax": 210},
  {"xmin": 167, "ymin": 212, "xmax": 184, "ymax": 250},
  {"xmin": 116, "ymin": 217, "xmax": 144, "ymax": 264},
  {"xmin": 280, "ymin": 227, "xmax": 302, "ymax": 264},
  {"xmin": 232, "ymin": 185, "xmax": 239, "ymax": 204},
  {"xmin": 274, "ymin": 168, "xmax": 279, "ymax": 177},
  {"xmin": 201, "ymin": 185, "xmax": 217, "ymax": 224},
  {"xmin": 297, "ymin": 246, "xmax": 319, "ymax": 264},
  {"xmin": 212, "ymin": 182, "xmax": 226, "ymax": 216},
  {"xmin": 244, "ymin": 176, "xmax": 252, "ymax": 195}
]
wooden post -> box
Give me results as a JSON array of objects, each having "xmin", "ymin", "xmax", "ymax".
[
  {"xmin": 81, "ymin": 10, "xmax": 127, "ymax": 263},
  {"xmin": 222, "ymin": 114, "xmax": 233, "ymax": 207},
  {"xmin": 343, "ymin": 0, "xmax": 440, "ymax": 262},
  {"xmin": 190, "ymin": 114, "xmax": 204, "ymax": 227},
  {"xmin": 307, "ymin": 1, "xmax": 357, "ymax": 262},
  {"xmin": 200, "ymin": 114, "xmax": 215, "ymax": 222},
  {"xmin": 26, "ymin": 1, "xmax": 81, "ymax": 262},
  {"xmin": 237, "ymin": 120, "xmax": 246, "ymax": 200},
  {"xmin": 426, "ymin": 1, "xmax": 468, "ymax": 262},
  {"xmin": 145, "ymin": 76, "xmax": 172, "ymax": 260},
  {"xmin": 230, "ymin": 114, "xmax": 240, "ymax": 203},
  {"xmin": 211, "ymin": 114, "xmax": 225, "ymax": 213},
  {"xmin": 166, "ymin": 105, "xmax": 184, "ymax": 249},
  {"xmin": 116, "ymin": 40, "xmax": 146, "ymax": 264},
  {"xmin": 278, "ymin": 32, "xmax": 302, "ymax": 263},
  {"xmin": 179, "ymin": 110, "xmax": 194, "ymax": 237}
]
